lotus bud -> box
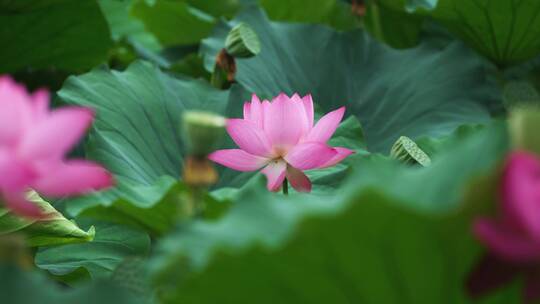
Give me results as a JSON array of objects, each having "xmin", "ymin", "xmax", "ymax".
[
  {"xmin": 390, "ymin": 136, "xmax": 431, "ymax": 167},
  {"xmin": 182, "ymin": 111, "xmax": 226, "ymax": 157},
  {"xmin": 225, "ymin": 23, "xmax": 261, "ymax": 58},
  {"xmin": 509, "ymin": 106, "xmax": 540, "ymax": 155},
  {"xmin": 181, "ymin": 111, "xmax": 225, "ymax": 187}
]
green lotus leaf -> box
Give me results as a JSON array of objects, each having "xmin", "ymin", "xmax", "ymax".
[
  {"xmin": 149, "ymin": 122, "xmax": 518, "ymax": 303},
  {"xmin": 201, "ymin": 7, "xmax": 501, "ymax": 153},
  {"xmin": 382, "ymin": 0, "xmax": 540, "ymax": 65},
  {"xmin": 57, "ymin": 61, "xmax": 240, "ymax": 233}
]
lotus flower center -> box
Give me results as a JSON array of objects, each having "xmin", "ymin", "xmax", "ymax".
[{"xmin": 272, "ymin": 146, "xmax": 288, "ymax": 157}]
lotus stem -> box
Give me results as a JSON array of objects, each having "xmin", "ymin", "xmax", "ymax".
[{"xmin": 282, "ymin": 179, "xmax": 288, "ymax": 195}]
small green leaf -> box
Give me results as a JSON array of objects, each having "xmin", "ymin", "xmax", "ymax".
[{"xmin": 0, "ymin": 191, "xmax": 94, "ymax": 247}]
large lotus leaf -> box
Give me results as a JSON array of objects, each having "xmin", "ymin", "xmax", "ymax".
[
  {"xmin": 382, "ymin": 0, "xmax": 540, "ymax": 65},
  {"xmin": 35, "ymin": 220, "xmax": 150, "ymax": 280},
  {"xmin": 0, "ymin": 191, "xmax": 94, "ymax": 247},
  {"xmin": 200, "ymin": 8, "xmax": 500, "ymax": 153},
  {"xmin": 57, "ymin": 61, "xmax": 239, "ymax": 233},
  {"xmin": 59, "ymin": 61, "xmax": 232, "ymax": 182},
  {"xmin": 0, "ymin": 264, "xmax": 143, "ymax": 304},
  {"xmin": 0, "ymin": 0, "xmax": 112, "ymax": 73},
  {"xmin": 149, "ymin": 123, "xmax": 520, "ymax": 303}
]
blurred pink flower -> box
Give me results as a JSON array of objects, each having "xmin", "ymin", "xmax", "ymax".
[
  {"xmin": 0, "ymin": 76, "xmax": 113, "ymax": 218},
  {"xmin": 209, "ymin": 93, "xmax": 354, "ymax": 192},
  {"xmin": 468, "ymin": 151, "xmax": 540, "ymax": 302}
]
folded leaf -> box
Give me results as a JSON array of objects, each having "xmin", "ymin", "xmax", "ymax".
[
  {"xmin": 0, "ymin": 191, "xmax": 94, "ymax": 247},
  {"xmin": 35, "ymin": 220, "xmax": 150, "ymax": 280}
]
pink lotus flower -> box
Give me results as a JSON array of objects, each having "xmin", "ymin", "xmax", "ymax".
[
  {"xmin": 0, "ymin": 76, "xmax": 113, "ymax": 218},
  {"xmin": 209, "ymin": 93, "xmax": 354, "ymax": 192},
  {"xmin": 468, "ymin": 151, "xmax": 540, "ymax": 302}
]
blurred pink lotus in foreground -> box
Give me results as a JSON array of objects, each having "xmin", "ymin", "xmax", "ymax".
[
  {"xmin": 468, "ymin": 151, "xmax": 540, "ymax": 302},
  {"xmin": 209, "ymin": 93, "xmax": 353, "ymax": 192},
  {"xmin": 0, "ymin": 76, "xmax": 113, "ymax": 218}
]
